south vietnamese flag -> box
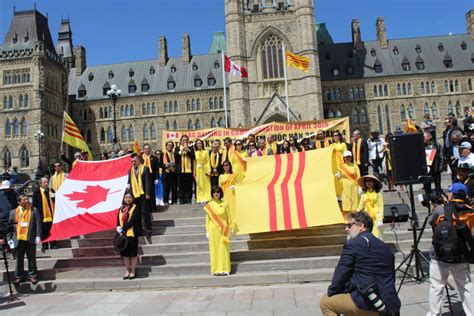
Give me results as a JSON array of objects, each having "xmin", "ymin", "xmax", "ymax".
[{"xmin": 45, "ymin": 155, "xmax": 132, "ymax": 242}]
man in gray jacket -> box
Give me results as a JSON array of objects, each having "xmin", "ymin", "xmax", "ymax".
[{"xmin": 7, "ymin": 194, "xmax": 42, "ymax": 285}]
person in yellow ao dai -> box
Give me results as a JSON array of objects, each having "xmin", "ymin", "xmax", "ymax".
[
  {"xmin": 336, "ymin": 151, "xmax": 360, "ymax": 218},
  {"xmin": 357, "ymin": 175, "xmax": 384, "ymax": 240},
  {"xmin": 204, "ymin": 186, "xmax": 231, "ymax": 276},
  {"xmin": 193, "ymin": 140, "xmax": 211, "ymax": 203}
]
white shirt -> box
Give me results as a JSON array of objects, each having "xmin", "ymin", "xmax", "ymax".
[
  {"xmin": 367, "ymin": 137, "xmax": 384, "ymax": 161},
  {"xmin": 458, "ymin": 152, "xmax": 474, "ymax": 168}
]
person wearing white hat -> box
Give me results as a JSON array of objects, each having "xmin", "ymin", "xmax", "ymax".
[
  {"xmin": 458, "ymin": 141, "xmax": 474, "ymax": 169},
  {"xmin": 335, "ymin": 151, "xmax": 361, "ymax": 218},
  {"xmin": 0, "ymin": 180, "xmax": 17, "ymax": 221}
]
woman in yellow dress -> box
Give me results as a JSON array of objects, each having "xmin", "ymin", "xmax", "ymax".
[
  {"xmin": 331, "ymin": 130, "xmax": 348, "ymax": 199},
  {"xmin": 336, "ymin": 151, "xmax": 360, "ymax": 219},
  {"xmin": 218, "ymin": 161, "xmax": 237, "ymax": 231},
  {"xmin": 204, "ymin": 186, "xmax": 231, "ymax": 276},
  {"xmin": 231, "ymin": 141, "xmax": 248, "ymax": 184},
  {"xmin": 194, "ymin": 139, "xmax": 211, "ymax": 203},
  {"xmin": 357, "ymin": 175, "xmax": 384, "ymax": 240}
]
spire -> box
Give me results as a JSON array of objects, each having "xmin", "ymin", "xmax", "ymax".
[{"xmin": 56, "ymin": 18, "xmax": 75, "ymax": 68}]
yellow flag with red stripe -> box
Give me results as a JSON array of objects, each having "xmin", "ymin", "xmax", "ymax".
[
  {"xmin": 62, "ymin": 111, "xmax": 92, "ymax": 160},
  {"xmin": 286, "ymin": 51, "xmax": 310, "ymax": 72},
  {"xmin": 235, "ymin": 148, "xmax": 344, "ymax": 234},
  {"xmin": 404, "ymin": 118, "xmax": 417, "ymax": 133},
  {"xmin": 133, "ymin": 139, "xmax": 140, "ymax": 155}
]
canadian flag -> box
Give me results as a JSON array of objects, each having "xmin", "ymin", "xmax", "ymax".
[
  {"xmin": 45, "ymin": 155, "xmax": 132, "ymax": 241},
  {"xmin": 224, "ymin": 55, "xmax": 248, "ymax": 78},
  {"xmin": 166, "ymin": 132, "xmax": 179, "ymax": 140}
]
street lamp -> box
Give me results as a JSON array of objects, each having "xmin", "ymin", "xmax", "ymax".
[
  {"xmin": 106, "ymin": 84, "xmax": 122, "ymax": 151},
  {"xmin": 34, "ymin": 130, "xmax": 45, "ymax": 180}
]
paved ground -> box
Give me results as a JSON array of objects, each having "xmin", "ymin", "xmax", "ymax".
[{"xmin": 0, "ymin": 280, "xmax": 466, "ymax": 315}]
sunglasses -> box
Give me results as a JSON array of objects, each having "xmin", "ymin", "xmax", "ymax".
[{"xmin": 346, "ymin": 222, "xmax": 357, "ymax": 229}]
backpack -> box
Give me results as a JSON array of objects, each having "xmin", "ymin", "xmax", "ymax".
[{"xmin": 432, "ymin": 204, "xmax": 462, "ymax": 263}]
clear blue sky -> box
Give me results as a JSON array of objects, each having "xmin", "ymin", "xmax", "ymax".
[{"xmin": 1, "ymin": 0, "xmax": 472, "ymax": 66}]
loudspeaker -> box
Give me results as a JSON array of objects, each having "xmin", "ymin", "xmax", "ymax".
[
  {"xmin": 383, "ymin": 203, "xmax": 410, "ymax": 223},
  {"xmin": 389, "ymin": 133, "xmax": 427, "ymax": 185}
]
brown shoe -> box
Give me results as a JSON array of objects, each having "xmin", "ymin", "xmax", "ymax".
[
  {"xmin": 13, "ymin": 278, "xmax": 21, "ymax": 285},
  {"xmin": 30, "ymin": 277, "xmax": 39, "ymax": 285}
]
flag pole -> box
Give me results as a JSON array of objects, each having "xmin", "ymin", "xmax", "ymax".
[
  {"xmin": 60, "ymin": 111, "xmax": 66, "ymax": 153},
  {"xmin": 282, "ymin": 43, "xmax": 290, "ymax": 122},
  {"xmin": 221, "ymin": 50, "xmax": 228, "ymax": 128}
]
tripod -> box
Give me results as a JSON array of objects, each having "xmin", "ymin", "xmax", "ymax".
[
  {"xmin": 1, "ymin": 244, "xmax": 14, "ymax": 302},
  {"xmin": 395, "ymin": 184, "xmax": 453, "ymax": 314}
]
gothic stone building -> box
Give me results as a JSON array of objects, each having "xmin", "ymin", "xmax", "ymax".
[{"xmin": 1, "ymin": 2, "xmax": 474, "ymax": 174}]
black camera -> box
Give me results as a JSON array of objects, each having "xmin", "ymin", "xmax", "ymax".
[
  {"xmin": 359, "ymin": 283, "xmax": 386, "ymax": 312},
  {"xmin": 0, "ymin": 219, "xmax": 14, "ymax": 240},
  {"xmin": 417, "ymin": 191, "xmax": 444, "ymax": 207}
]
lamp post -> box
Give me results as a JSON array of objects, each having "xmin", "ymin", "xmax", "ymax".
[
  {"xmin": 107, "ymin": 84, "xmax": 122, "ymax": 151},
  {"xmin": 34, "ymin": 130, "xmax": 45, "ymax": 180}
]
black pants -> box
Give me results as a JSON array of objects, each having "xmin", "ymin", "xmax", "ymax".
[
  {"xmin": 357, "ymin": 163, "xmax": 369, "ymax": 176},
  {"xmin": 163, "ymin": 173, "xmax": 177, "ymax": 204},
  {"xmin": 423, "ymin": 172, "xmax": 442, "ymax": 194},
  {"xmin": 371, "ymin": 158, "xmax": 384, "ymax": 180},
  {"xmin": 178, "ymin": 173, "xmax": 194, "ymax": 204},
  {"xmin": 210, "ymin": 175, "xmax": 220, "ymax": 189},
  {"xmin": 41, "ymin": 222, "xmax": 56, "ymax": 249},
  {"xmin": 136, "ymin": 196, "xmax": 152, "ymax": 233},
  {"xmin": 15, "ymin": 240, "xmax": 37, "ymax": 279}
]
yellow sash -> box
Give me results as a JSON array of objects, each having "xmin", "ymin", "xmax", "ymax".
[
  {"xmin": 221, "ymin": 173, "xmax": 237, "ymax": 194},
  {"xmin": 40, "ymin": 187, "xmax": 55, "ymax": 222},
  {"xmin": 265, "ymin": 143, "xmax": 277, "ymax": 155},
  {"xmin": 180, "ymin": 145, "xmax": 192, "ymax": 173},
  {"xmin": 316, "ymin": 139, "xmax": 330, "ymax": 149},
  {"xmin": 15, "ymin": 205, "xmax": 31, "ymax": 241},
  {"xmin": 142, "ymin": 153, "xmax": 153, "ymax": 174},
  {"xmin": 365, "ymin": 190, "xmax": 377, "ymax": 219},
  {"xmin": 131, "ymin": 165, "xmax": 145, "ymax": 198},
  {"xmin": 163, "ymin": 151, "xmax": 175, "ymax": 173},
  {"xmin": 352, "ymin": 138, "xmax": 362, "ymax": 165},
  {"xmin": 204, "ymin": 201, "xmax": 230, "ymax": 243},
  {"xmin": 223, "ymin": 145, "xmax": 234, "ymax": 162},
  {"xmin": 119, "ymin": 204, "xmax": 137, "ymax": 237},
  {"xmin": 210, "ymin": 151, "xmax": 220, "ymax": 175},
  {"xmin": 52, "ymin": 172, "xmax": 65, "ymax": 192},
  {"xmin": 338, "ymin": 164, "xmax": 360, "ymax": 187},
  {"xmin": 234, "ymin": 151, "xmax": 247, "ymax": 172}
]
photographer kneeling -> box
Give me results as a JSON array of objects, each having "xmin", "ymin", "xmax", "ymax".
[
  {"xmin": 427, "ymin": 183, "xmax": 474, "ymax": 316},
  {"xmin": 320, "ymin": 211, "xmax": 401, "ymax": 316}
]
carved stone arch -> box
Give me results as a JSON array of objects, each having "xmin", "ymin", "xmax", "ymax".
[
  {"xmin": 263, "ymin": 113, "xmax": 287, "ymax": 124},
  {"xmin": 251, "ymin": 26, "xmax": 293, "ymax": 57}
]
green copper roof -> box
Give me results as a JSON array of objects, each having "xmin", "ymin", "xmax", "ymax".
[
  {"xmin": 315, "ymin": 23, "xmax": 334, "ymax": 46},
  {"xmin": 209, "ymin": 32, "xmax": 227, "ymax": 54}
]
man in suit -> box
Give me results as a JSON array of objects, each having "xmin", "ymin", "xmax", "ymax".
[
  {"xmin": 142, "ymin": 144, "xmax": 159, "ymax": 211},
  {"xmin": 128, "ymin": 154, "xmax": 153, "ymax": 237},
  {"xmin": 264, "ymin": 134, "xmax": 279, "ymax": 155},
  {"xmin": 33, "ymin": 177, "xmax": 56, "ymax": 251},
  {"xmin": 351, "ymin": 129, "xmax": 369, "ymax": 176},
  {"xmin": 174, "ymin": 135, "xmax": 195, "ymax": 204},
  {"xmin": 320, "ymin": 211, "xmax": 401, "ymax": 316},
  {"xmin": 7, "ymin": 194, "xmax": 42, "ymax": 285},
  {"xmin": 162, "ymin": 141, "xmax": 178, "ymax": 205}
]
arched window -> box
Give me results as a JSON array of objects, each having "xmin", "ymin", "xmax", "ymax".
[
  {"xmin": 420, "ymin": 82, "xmax": 425, "ymax": 94},
  {"xmin": 120, "ymin": 105, "xmax": 125, "ymax": 117},
  {"xmin": 426, "ymin": 81, "xmax": 430, "ymax": 94},
  {"xmin": 107, "ymin": 127, "xmax": 113, "ymax": 143},
  {"xmin": 164, "ymin": 101, "xmax": 168, "ymax": 113},
  {"xmin": 444, "ymin": 80, "xmax": 449, "ymax": 93},
  {"xmin": 191, "ymin": 99, "xmax": 196, "ymax": 111},
  {"xmin": 349, "ymin": 88, "xmax": 354, "ymax": 100},
  {"xmin": 209, "ymin": 97, "xmax": 214, "ymax": 109},
  {"xmin": 5, "ymin": 118, "xmax": 11, "ymax": 137},
  {"xmin": 385, "ymin": 104, "xmax": 391, "ymax": 133},
  {"xmin": 125, "ymin": 104, "xmax": 130, "ymax": 117},
  {"xmin": 142, "ymin": 103, "xmax": 146, "ymax": 115},
  {"xmin": 351, "ymin": 108, "xmax": 359, "ymax": 124},
  {"xmin": 147, "ymin": 103, "xmax": 151, "ymax": 115},
  {"xmin": 424, "ymin": 103, "xmax": 430, "ymax": 116},
  {"xmin": 408, "ymin": 104, "xmax": 415, "ymax": 119},
  {"xmin": 373, "ymin": 85, "xmax": 378, "ymax": 97},
  {"xmin": 431, "ymin": 102, "xmax": 439, "ymax": 119},
  {"xmin": 13, "ymin": 118, "xmax": 19, "ymax": 137},
  {"xmin": 143, "ymin": 123, "xmax": 149, "ymax": 141},
  {"xmin": 86, "ymin": 130, "xmax": 92, "ymax": 143},
  {"xmin": 19, "ymin": 94, "xmax": 24, "ymax": 107},
  {"xmin": 173, "ymin": 120, "xmax": 178, "ymax": 130},
  {"xmin": 454, "ymin": 80, "xmax": 460, "ymax": 92},
  {"xmin": 187, "ymin": 119, "xmax": 194, "ymax": 130},
  {"xmin": 377, "ymin": 105, "xmax": 384, "ymax": 135},
  {"xmin": 196, "ymin": 98, "xmax": 201, "ymax": 111},
  {"xmin": 359, "ymin": 108, "xmax": 367, "ymax": 123},
  {"xmin": 402, "ymin": 83, "xmax": 407, "ymax": 95},
  {"xmin": 210, "ymin": 117, "xmax": 217, "ymax": 128},
  {"xmin": 83, "ymin": 109, "xmax": 88, "ymax": 121},
  {"xmin": 173, "ymin": 101, "xmax": 178, "ymax": 113},
  {"xmin": 99, "ymin": 107, "xmax": 104, "ymax": 119},
  {"xmin": 3, "ymin": 96, "xmax": 7, "ymax": 109},
  {"xmin": 2, "ymin": 148, "xmax": 12, "ymax": 168},
  {"xmin": 219, "ymin": 97, "xmax": 223, "ymax": 109},
  {"xmin": 152, "ymin": 103, "xmax": 156, "ymax": 114},
  {"xmin": 19, "ymin": 146, "xmax": 29, "ymax": 168},
  {"xmin": 407, "ymin": 83, "xmax": 412, "ymax": 95},
  {"xmin": 150, "ymin": 123, "xmax": 157, "ymax": 140},
  {"xmin": 354, "ymin": 87, "xmax": 360, "ymax": 99},
  {"xmin": 195, "ymin": 119, "xmax": 202, "ymax": 129},
  {"xmin": 468, "ymin": 79, "xmax": 473, "ymax": 91},
  {"xmin": 447, "ymin": 101, "xmax": 453, "ymax": 115},
  {"xmin": 100, "ymin": 128, "xmax": 106, "ymax": 142},
  {"xmin": 130, "ymin": 104, "xmax": 134, "ymax": 116},
  {"xmin": 397, "ymin": 84, "xmax": 401, "ymax": 96},
  {"xmin": 378, "ymin": 85, "xmax": 383, "ymax": 97},
  {"xmin": 218, "ymin": 117, "xmax": 225, "ymax": 127},
  {"xmin": 214, "ymin": 97, "xmax": 218, "ymax": 109},
  {"xmin": 109, "ymin": 106, "xmax": 113, "ymax": 119},
  {"xmin": 335, "ymin": 108, "xmax": 342, "ymax": 117},
  {"xmin": 400, "ymin": 104, "xmax": 407, "ymax": 121},
  {"xmin": 88, "ymin": 108, "xmax": 92, "ymax": 120},
  {"xmin": 20, "ymin": 117, "xmax": 27, "ymax": 136},
  {"xmin": 455, "ymin": 100, "xmax": 461, "ymax": 116},
  {"xmin": 186, "ymin": 99, "xmax": 191, "ymax": 112},
  {"xmin": 259, "ymin": 34, "xmax": 284, "ymax": 79},
  {"xmin": 431, "ymin": 81, "xmax": 436, "ymax": 93},
  {"xmin": 128, "ymin": 125, "xmax": 135, "ymax": 141},
  {"xmin": 165, "ymin": 120, "xmax": 170, "ymax": 130},
  {"xmin": 327, "ymin": 108, "xmax": 335, "ymax": 118},
  {"xmin": 384, "ymin": 84, "xmax": 388, "ymax": 96},
  {"xmin": 8, "ymin": 95, "xmax": 13, "ymax": 109},
  {"xmin": 104, "ymin": 107, "xmax": 109, "ymax": 119}
]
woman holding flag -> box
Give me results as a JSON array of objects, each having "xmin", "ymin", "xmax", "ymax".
[
  {"xmin": 194, "ymin": 139, "xmax": 211, "ymax": 203},
  {"xmin": 218, "ymin": 161, "xmax": 237, "ymax": 232},
  {"xmin": 336, "ymin": 151, "xmax": 360, "ymax": 218},
  {"xmin": 357, "ymin": 175, "xmax": 384, "ymax": 240},
  {"xmin": 331, "ymin": 131, "xmax": 348, "ymax": 198},
  {"xmin": 204, "ymin": 186, "xmax": 231, "ymax": 276}
]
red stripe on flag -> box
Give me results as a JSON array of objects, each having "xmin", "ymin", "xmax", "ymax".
[
  {"xmin": 65, "ymin": 128, "xmax": 85, "ymax": 140},
  {"xmin": 44, "ymin": 209, "xmax": 118, "ymax": 242},
  {"xmin": 267, "ymin": 155, "xmax": 282, "ymax": 231},
  {"xmin": 280, "ymin": 154, "xmax": 293, "ymax": 230},
  {"xmin": 68, "ymin": 155, "xmax": 132, "ymax": 181},
  {"xmin": 294, "ymin": 152, "xmax": 308, "ymax": 228},
  {"xmin": 65, "ymin": 121, "xmax": 81, "ymax": 133}
]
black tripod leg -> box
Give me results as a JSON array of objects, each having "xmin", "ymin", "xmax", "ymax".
[
  {"xmin": 2, "ymin": 246, "xmax": 14, "ymax": 301},
  {"xmin": 445, "ymin": 285, "xmax": 453, "ymax": 315}
]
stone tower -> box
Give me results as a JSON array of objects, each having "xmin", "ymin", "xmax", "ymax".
[{"xmin": 224, "ymin": 0, "xmax": 323, "ymax": 127}]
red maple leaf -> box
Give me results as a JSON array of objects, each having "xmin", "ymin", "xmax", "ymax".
[{"xmin": 65, "ymin": 185, "xmax": 119, "ymax": 209}]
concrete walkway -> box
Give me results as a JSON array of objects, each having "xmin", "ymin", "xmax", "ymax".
[{"xmin": 0, "ymin": 280, "xmax": 466, "ymax": 315}]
